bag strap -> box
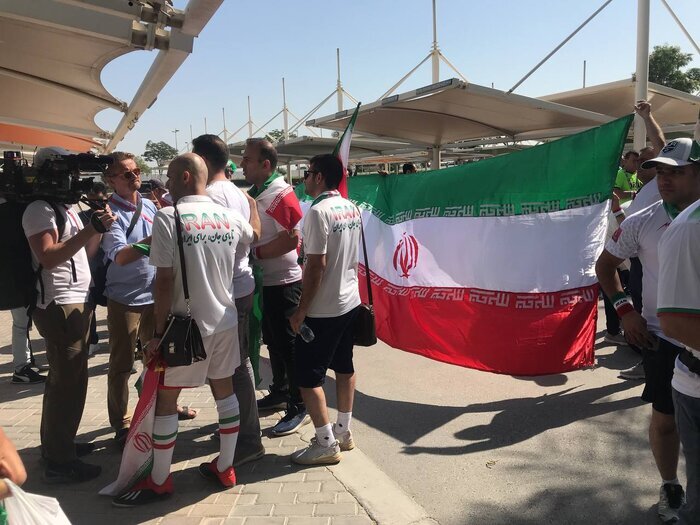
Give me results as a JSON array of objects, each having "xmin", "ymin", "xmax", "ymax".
[
  {"xmin": 125, "ymin": 196, "xmax": 143, "ymax": 239},
  {"xmin": 357, "ymin": 207, "xmax": 373, "ymax": 306},
  {"xmin": 173, "ymin": 204, "xmax": 191, "ymax": 313}
]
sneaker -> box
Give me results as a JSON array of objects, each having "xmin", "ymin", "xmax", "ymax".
[
  {"xmin": 658, "ymin": 483, "xmax": 685, "ymax": 523},
  {"xmin": 257, "ymin": 388, "xmax": 289, "ymax": 411},
  {"xmin": 12, "ymin": 365, "xmax": 46, "ymax": 384},
  {"xmin": 43, "ymin": 459, "xmax": 101, "ymax": 484},
  {"xmin": 198, "ymin": 458, "xmax": 236, "ymax": 488},
  {"xmin": 88, "ymin": 343, "xmax": 99, "ymax": 357},
  {"xmin": 291, "ymin": 438, "xmax": 341, "ymax": 465},
  {"xmin": 112, "ymin": 475, "xmax": 173, "ymax": 507},
  {"xmin": 333, "ymin": 424, "xmax": 355, "ymax": 451},
  {"xmin": 603, "ymin": 331, "xmax": 629, "ymax": 346},
  {"xmin": 619, "ymin": 361, "xmax": 645, "ymax": 380},
  {"xmin": 271, "ymin": 408, "xmax": 311, "ymax": 436},
  {"xmin": 233, "ymin": 444, "xmax": 266, "ymax": 467}
]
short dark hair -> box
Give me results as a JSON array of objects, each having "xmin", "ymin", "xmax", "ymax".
[
  {"xmin": 309, "ymin": 154, "xmax": 343, "ymax": 189},
  {"xmin": 192, "ymin": 134, "xmax": 229, "ymax": 172},
  {"xmin": 246, "ymin": 138, "xmax": 278, "ymax": 171},
  {"xmin": 623, "ymin": 150, "xmax": 639, "ymax": 159},
  {"xmin": 402, "ymin": 162, "xmax": 416, "ymax": 174},
  {"xmin": 90, "ymin": 181, "xmax": 107, "ymax": 195}
]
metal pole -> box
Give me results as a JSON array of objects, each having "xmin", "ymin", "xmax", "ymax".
[
  {"xmin": 660, "ymin": 0, "xmax": 700, "ymax": 56},
  {"xmin": 172, "ymin": 128, "xmax": 179, "ymax": 151},
  {"xmin": 508, "ymin": 0, "xmax": 614, "ymax": 93},
  {"xmin": 337, "ymin": 48, "xmax": 343, "ymax": 112},
  {"xmin": 222, "ymin": 107, "xmax": 228, "ymax": 143},
  {"xmin": 583, "ymin": 60, "xmax": 587, "ymax": 88},
  {"xmin": 282, "ymin": 78, "xmax": 289, "ymax": 140},
  {"xmin": 204, "ymin": 117, "xmax": 208, "ymax": 134},
  {"xmin": 634, "ymin": 0, "xmax": 650, "ymax": 151},
  {"xmin": 189, "ymin": 124, "xmax": 193, "ymax": 143},
  {"xmin": 431, "ymin": 146, "xmax": 441, "ymax": 170},
  {"xmin": 247, "ymin": 96, "xmax": 253, "ymax": 138},
  {"xmin": 431, "ymin": 0, "xmax": 439, "ymax": 83}
]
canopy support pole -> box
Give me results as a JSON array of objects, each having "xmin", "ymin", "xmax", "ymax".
[
  {"xmin": 659, "ymin": 0, "xmax": 700, "ymax": 55},
  {"xmin": 634, "ymin": 0, "xmax": 650, "ymax": 151}
]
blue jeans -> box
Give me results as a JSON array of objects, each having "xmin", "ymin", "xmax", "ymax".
[
  {"xmin": 10, "ymin": 306, "xmax": 31, "ymax": 371},
  {"xmin": 673, "ymin": 388, "xmax": 700, "ymax": 525}
]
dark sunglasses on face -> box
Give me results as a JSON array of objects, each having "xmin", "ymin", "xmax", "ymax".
[
  {"xmin": 109, "ymin": 168, "xmax": 140, "ymax": 179},
  {"xmin": 304, "ymin": 169, "xmax": 319, "ymax": 179}
]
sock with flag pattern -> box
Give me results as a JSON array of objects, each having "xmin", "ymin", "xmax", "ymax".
[
  {"xmin": 152, "ymin": 414, "xmax": 178, "ymax": 485},
  {"xmin": 216, "ymin": 394, "xmax": 240, "ymax": 472}
]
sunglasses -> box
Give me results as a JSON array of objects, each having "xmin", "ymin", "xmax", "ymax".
[
  {"xmin": 109, "ymin": 168, "xmax": 141, "ymax": 179},
  {"xmin": 304, "ymin": 169, "xmax": 319, "ymax": 179}
]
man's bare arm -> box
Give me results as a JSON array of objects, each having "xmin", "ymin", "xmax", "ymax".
[
  {"xmin": 635, "ymin": 100, "xmax": 665, "ymax": 154},
  {"xmin": 255, "ymin": 230, "xmax": 300, "ymax": 259}
]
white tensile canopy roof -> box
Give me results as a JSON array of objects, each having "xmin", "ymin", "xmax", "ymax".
[
  {"xmin": 542, "ymin": 78, "xmax": 700, "ymax": 134},
  {"xmin": 228, "ymin": 136, "xmax": 418, "ymax": 164},
  {"xmin": 306, "ymin": 78, "xmax": 614, "ymax": 148},
  {"xmin": 0, "ymin": 0, "xmax": 222, "ymax": 153}
]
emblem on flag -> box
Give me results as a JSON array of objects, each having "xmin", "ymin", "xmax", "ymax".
[{"xmin": 393, "ymin": 233, "xmax": 419, "ymax": 278}]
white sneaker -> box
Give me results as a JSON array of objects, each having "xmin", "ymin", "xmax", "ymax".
[
  {"xmin": 619, "ymin": 361, "xmax": 645, "ymax": 380},
  {"xmin": 291, "ymin": 438, "xmax": 341, "ymax": 465},
  {"xmin": 333, "ymin": 424, "xmax": 355, "ymax": 451},
  {"xmin": 603, "ymin": 332, "xmax": 629, "ymax": 346},
  {"xmin": 88, "ymin": 343, "xmax": 99, "ymax": 357}
]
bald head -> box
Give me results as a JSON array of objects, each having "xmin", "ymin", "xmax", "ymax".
[{"xmin": 167, "ymin": 153, "xmax": 209, "ymax": 201}]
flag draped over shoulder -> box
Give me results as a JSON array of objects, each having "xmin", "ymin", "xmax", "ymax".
[
  {"xmin": 347, "ymin": 115, "xmax": 633, "ymax": 375},
  {"xmin": 100, "ymin": 364, "xmax": 162, "ymax": 496},
  {"xmin": 332, "ymin": 103, "xmax": 361, "ymax": 198}
]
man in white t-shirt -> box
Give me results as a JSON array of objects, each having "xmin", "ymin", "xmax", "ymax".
[
  {"xmin": 22, "ymin": 148, "xmax": 116, "ymax": 484},
  {"xmin": 596, "ymin": 137, "xmax": 700, "ymax": 522},
  {"xmin": 112, "ymin": 153, "xmax": 255, "ymax": 507},
  {"xmin": 193, "ymin": 134, "xmax": 265, "ymax": 466},
  {"xmin": 243, "ymin": 138, "xmax": 309, "ymax": 437},
  {"xmin": 289, "ymin": 154, "xmax": 362, "ymax": 465}
]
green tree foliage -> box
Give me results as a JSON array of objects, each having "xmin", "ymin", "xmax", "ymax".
[
  {"xmin": 648, "ymin": 44, "xmax": 700, "ymax": 94},
  {"xmin": 266, "ymin": 129, "xmax": 298, "ymax": 142},
  {"xmin": 143, "ymin": 140, "xmax": 178, "ymax": 166},
  {"xmin": 134, "ymin": 155, "xmax": 152, "ymax": 176}
]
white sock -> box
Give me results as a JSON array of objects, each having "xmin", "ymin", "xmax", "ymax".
[
  {"xmin": 152, "ymin": 414, "xmax": 178, "ymax": 485},
  {"xmin": 216, "ymin": 394, "xmax": 240, "ymax": 472},
  {"xmin": 315, "ymin": 423, "xmax": 334, "ymax": 448},
  {"xmin": 336, "ymin": 411, "xmax": 352, "ymax": 433},
  {"xmin": 663, "ymin": 478, "xmax": 680, "ymax": 486}
]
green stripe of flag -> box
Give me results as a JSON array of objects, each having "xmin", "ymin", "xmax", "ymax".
[
  {"xmin": 347, "ymin": 115, "xmax": 633, "ymax": 224},
  {"xmin": 153, "ymin": 430, "xmax": 178, "ymax": 441},
  {"xmin": 219, "ymin": 414, "xmax": 240, "ymax": 425}
]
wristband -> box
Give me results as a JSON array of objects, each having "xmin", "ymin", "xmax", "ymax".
[
  {"xmin": 614, "ymin": 210, "xmax": 625, "ymax": 218},
  {"xmin": 612, "ymin": 293, "xmax": 634, "ymax": 317}
]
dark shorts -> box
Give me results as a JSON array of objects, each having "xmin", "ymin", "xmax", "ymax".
[
  {"xmin": 296, "ymin": 306, "xmax": 360, "ymax": 388},
  {"xmin": 642, "ymin": 336, "xmax": 683, "ymax": 415}
]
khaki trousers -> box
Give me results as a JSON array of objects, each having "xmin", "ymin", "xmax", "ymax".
[
  {"xmin": 107, "ymin": 299, "xmax": 155, "ymax": 431},
  {"xmin": 32, "ymin": 302, "xmax": 91, "ymax": 464}
]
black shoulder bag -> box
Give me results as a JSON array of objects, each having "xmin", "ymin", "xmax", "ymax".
[
  {"xmin": 159, "ymin": 204, "xmax": 207, "ymax": 367},
  {"xmin": 354, "ymin": 210, "xmax": 377, "ymax": 346}
]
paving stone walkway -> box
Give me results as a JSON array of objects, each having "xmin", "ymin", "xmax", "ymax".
[{"xmin": 0, "ymin": 307, "xmax": 380, "ymax": 525}]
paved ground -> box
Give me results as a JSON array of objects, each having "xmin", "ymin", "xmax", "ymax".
[
  {"xmin": 0, "ymin": 303, "xmax": 681, "ymax": 524},
  {"xmin": 0, "ymin": 306, "xmax": 431, "ymax": 525}
]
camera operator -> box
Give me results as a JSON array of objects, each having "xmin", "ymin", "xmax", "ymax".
[{"xmin": 22, "ymin": 148, "xmax": 116, "ymax": 484}]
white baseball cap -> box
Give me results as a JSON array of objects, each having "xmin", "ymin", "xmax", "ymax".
[{"xmin": 641, "ymin": 138, "xmax": 696, "ymax": 169}]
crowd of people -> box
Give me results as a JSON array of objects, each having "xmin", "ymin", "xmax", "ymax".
[
  {"xmin": 4, "ymin": 135, "xmax": 363, "ymax": 509},
  {"xmin": 2, "ymin": 104, "xmax": 700, "ymax": 523}
]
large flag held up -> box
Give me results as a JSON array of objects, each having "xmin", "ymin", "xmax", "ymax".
[{"xmin": 347, "ymin": 115, "xmax": 633, "ymax": 375}]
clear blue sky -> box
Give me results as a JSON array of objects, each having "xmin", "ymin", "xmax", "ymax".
[{"xmin": 95, "ymin": 0, "xmax": 700, "ymax": 156}]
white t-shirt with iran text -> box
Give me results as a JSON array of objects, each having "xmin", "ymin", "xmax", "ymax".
[
  {"xmin": 302, "ymin": 192, "xmax": 361, "ymax": 317},
  {"xmin": 149, "ymin": 195, "xmax": 254, "ymax": 337}
]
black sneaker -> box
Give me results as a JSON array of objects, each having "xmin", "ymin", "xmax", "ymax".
[
  {"xmin": 112, "ymin": 475, "xmax": 173, "ymax": 507},
  {"xmin": 43, "ymin": 459, "xmax": 101, "ymax": 484},
  {"xmin": 256, "ymin": 387, "xmax": 288, "ymax": 411},
  {"xmin": 12, "ymin": 365, "xmax": 46, "ymax": 384}
]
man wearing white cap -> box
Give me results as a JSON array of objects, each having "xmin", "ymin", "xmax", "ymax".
[{"xmin": 596, "ymin": 137, "xmax": 700, "ymax": 522}]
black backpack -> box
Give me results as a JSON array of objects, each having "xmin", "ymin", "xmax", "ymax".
[{"xmin": 0, "ymin": 200, "xmax": 67, "ymax": 310}]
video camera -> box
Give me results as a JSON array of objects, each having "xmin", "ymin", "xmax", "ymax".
[{"xmin": 0, "ymin": 150, "xmax": 112, "ymax": 207}]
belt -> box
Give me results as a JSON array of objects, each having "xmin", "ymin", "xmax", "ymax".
[{"xmin": 678, "ymin": 350, "xmax": 700, "ymax": 375}]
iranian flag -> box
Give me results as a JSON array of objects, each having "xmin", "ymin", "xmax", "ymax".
[
  {"xmin": 333, "ymin": 102, "xmax": 361, "ymax": 197},
  {"xmin": 348, "ymin": 115, "xmax": 633, "ymax": 375}
]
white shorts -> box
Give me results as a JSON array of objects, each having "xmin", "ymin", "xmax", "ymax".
[{"xmin": 162, "ymin": 326, "xmax": 240, "ymax": 388}]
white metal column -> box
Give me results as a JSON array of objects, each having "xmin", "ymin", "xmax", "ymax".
[{"xmin": 634, "ymin": 0, "xmax": 650, "ymax": 151}]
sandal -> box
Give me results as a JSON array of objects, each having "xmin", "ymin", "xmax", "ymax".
[{"xmin": 177, "ymin": 406, "xmax": 198, "ymax": 421}]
